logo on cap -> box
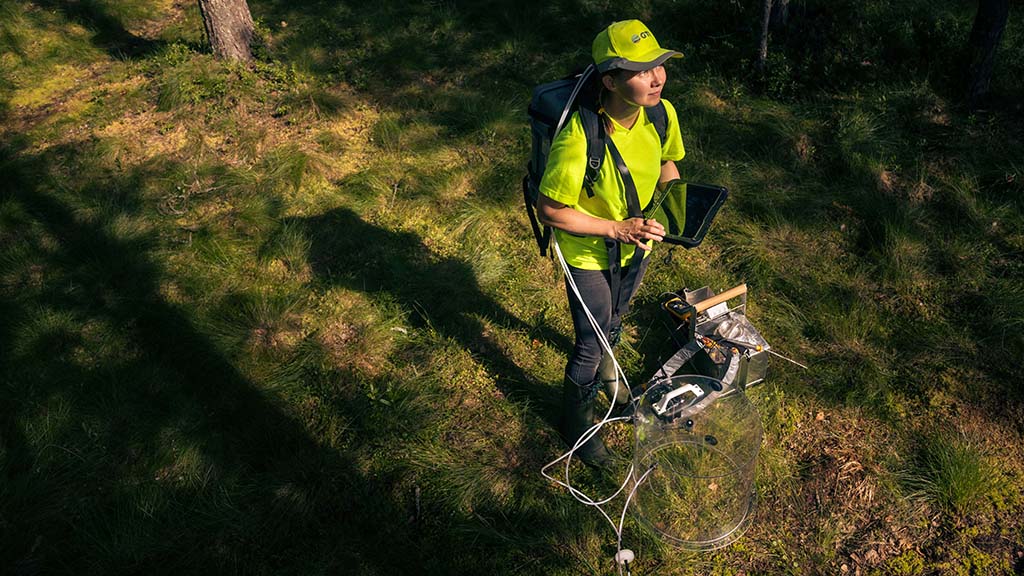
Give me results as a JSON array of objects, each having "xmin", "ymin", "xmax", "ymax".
[{"xmin": 631, "ymin": 31, "xmax": 650, "ymax": 43}]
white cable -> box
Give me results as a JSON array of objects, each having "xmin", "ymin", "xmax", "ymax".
[
  {"xmin": 613, "ymin": 464, "xmax": 658, "ymax": 576},
  {"xmin": 554, "ymin": 65, "xmax": 596, "ymax": 136},
  {"xmin": 540, "ymin": 235, "xmax": 644, "ymax": 563},
  {"xmin": 618, "ymin": 464, "xmax": 657, "ymax": 552}
]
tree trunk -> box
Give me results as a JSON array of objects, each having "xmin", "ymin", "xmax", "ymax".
[
  {"xmin": 769, "ymin": 0, "xmax": 789, "ymax": 31},
  {"xmin": 966, "ymin": 0, "xmax": 1009, "ymax": 108},
  {"xmin": 197, "ymin": 0, "xmax": 254, "ymax": 61},
  {"xmin": 755, "ymin": 0, "xmax": 774, "ymax": 74}
]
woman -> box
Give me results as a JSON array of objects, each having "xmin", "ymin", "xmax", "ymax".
[{"xmin": 537, "ymin": 20, "xmax": 685, "ymax": 466}]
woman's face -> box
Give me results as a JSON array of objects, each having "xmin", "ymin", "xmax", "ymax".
[{"xmin": 607, "ymin": 65, "xmax": 667, "ymax": 108}]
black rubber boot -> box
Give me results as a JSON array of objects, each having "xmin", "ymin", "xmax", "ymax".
[
  {"xmin": 598, "ymin": 351, "xmax": 631, "ymax": 407},
  {"xmin": 561, "ymin": 376, "xmax": 611, "ymax": 468},
  {"xmin": 600, "ymin": 327, "xmax": 631, "ymax": 407}
]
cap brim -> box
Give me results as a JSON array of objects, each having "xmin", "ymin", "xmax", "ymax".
[{"xmin": 597, "ymin": 50, "xmax": 683, "ymax": 73}]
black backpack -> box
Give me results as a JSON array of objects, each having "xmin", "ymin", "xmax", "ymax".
[{"xmin": 523, "ymin": 64, "xmax": 668, "ymax": 257}]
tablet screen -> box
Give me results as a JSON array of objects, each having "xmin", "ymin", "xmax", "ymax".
[{"xmin": 644, "ymin": 182, "xmax": 728, "ymax": 248}]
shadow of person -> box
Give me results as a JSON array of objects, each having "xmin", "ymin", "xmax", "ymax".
[
  {"xmin": 33, "ymin": 0, "xmax": 162, "ymax": 58},
  {"xmin": 287, "ymin": 207, "xmax": 571, "ymax": 427}
]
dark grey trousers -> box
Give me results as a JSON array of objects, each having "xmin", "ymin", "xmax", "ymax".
[{"xmin": 563, "ymin": 253, "xmax": 650, "ymax": 396}]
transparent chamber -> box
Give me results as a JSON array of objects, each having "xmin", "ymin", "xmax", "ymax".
[{"xmin": 631, "ymin": 374, "xmax": 762, "ymax": 551}]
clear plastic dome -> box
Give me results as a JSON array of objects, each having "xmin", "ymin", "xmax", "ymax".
[{"xmin": 631, "ymin": 374, "xmax": 762, "ymax": 550}]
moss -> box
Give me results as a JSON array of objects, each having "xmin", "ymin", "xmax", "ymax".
[
  {"xmin": 877, "ymin": 550, "xmax": 925, "ymax": 576},
  {"xmin": 9, "ymin": 65, "xmax": 89, "ymax": 108},
  {"xmin": 935, "ymin": 544, "xmax": 1007, "ymax": 576}
]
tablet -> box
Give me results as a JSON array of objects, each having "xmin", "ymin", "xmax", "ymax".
[{"xmin": 644, "ymin": 181, "xmax": 729, "ymax": 248}]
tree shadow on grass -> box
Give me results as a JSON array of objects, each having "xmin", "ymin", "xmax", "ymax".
[
  {"xmin": 250, "ymin": 0, "xmax": 611, "ymax": 141},
  {"xmin": 0, "ymin": 142, "xmax": 578, "ymax": 574},
  {"xmin": 31, "ymin": 0, "xmax": 164, "ymax": 59},
  {"xmin": 284, "ymin": 207, "xmax": 572, "ymax": 426}
]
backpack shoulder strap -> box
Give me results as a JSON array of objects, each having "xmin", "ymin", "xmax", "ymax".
[
  {"xmin": 579, "ymin": 104, "xmax": 604, "ymax": 198},
  {"xmin": 605, "ymin": 137, "xmax": 643, "ymax": 219},
  {"xmin": 646, "ymin": 101, "xmax": 668, "ymax": 147},
  {"xmin": 580, "ymin": 100, "xmax": 664, "ymax": 201}
]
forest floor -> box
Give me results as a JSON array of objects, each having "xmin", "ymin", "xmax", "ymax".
[{"xmin": 2, "ymin": 0, "xmax": 1023, "ymax": 574}]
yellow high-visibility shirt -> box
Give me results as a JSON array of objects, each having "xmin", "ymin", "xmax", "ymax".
[{"xmin": 539, "ymin": 99, "xmax": 685, "ymax": 270}]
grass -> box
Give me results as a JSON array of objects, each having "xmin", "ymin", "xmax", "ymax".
[
  {"xmin": 903, "ymin": 432, "xmax": 994, "ymax": 517},
  {"xmin": 1, "ymin": 0, "xmax": 1023, "ymax": 574}
]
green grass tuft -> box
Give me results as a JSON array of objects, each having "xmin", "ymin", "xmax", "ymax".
[{"xmin": 904, "ymin": 433, "xmax": 994, "ymax": 517}]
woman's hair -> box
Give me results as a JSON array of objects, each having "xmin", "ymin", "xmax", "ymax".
[
  {"xmin": 598, "ymin": 70, "xmax": 629, "ymax": 135},
  {"xmin": 578, "ymin": 68, "xmax": 632, "ymax": 135}
]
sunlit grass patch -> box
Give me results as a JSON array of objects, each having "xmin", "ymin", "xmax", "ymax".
[
  {"xmin": 408, "ymin": 404, "xmax": 526, "ymax": 513},
  {"xmin": 9, "ymin": 64, "xmax": 92, "ymax": 109},
  {"xmin": 177, "ymin": 231, "xmax": 257, "ymax": 294},
  {"xmin": 271, "ymin": 82, "xmax": 355, "ymax": 122},
  {"xmin": 739, "ymin": 293, "xmax": 810, "ymax": 370},
  {"xmin": 257, "ymin": 219, "xmax": 311, "ymax": 280},
  {"xmin": 155, "ymin": 51, "xmax": 229, "ymax": 112},
  {"xmin": 450, "ymin": 198, "xmax": 506, "ymax": 243},
  {"xmin": 154, "ymin": 0, "xmax": 203, "ymax": 45},
  {"xmin": 350, "ymin": 162, "xmax": 474, "ymax": 232},
  {"xmin": 259, "ymin": 144, "xmax": 316, "ymax": 193},
  {"xmin": 334, "ymin": 168, "xmax": 399, "ymax": 208},
  {"xmin": 306, "ymin": 288, "xmax": 409, "ymax": 377},
  {"xmin": 314, "ymin": 128, "xmax": 346, "ymax": 154},
  {"xmin": 370, "ymin": 112, "xmax": 404, "ymax": 154},
  {"xmin": 153, "ymin": 43, "xmax": 335, "ymax": 135},
  {"xmin": 434, "ymin": 91, "xmax": 522, "ymax": 138},
  {"xmin": 95, "ymin": 104, "xmax": 185, "ymax": 154},
  {"xmin": 0, "ymin": 3, "xmax": 103, "ymax": 103},
  {"xmin": 448, "ymin": 200, "xmax": 514, "ymax": 286},
  {"xmin": 878, "ymin": 549, "xmax": 927, "ymax": 576},
  {"xmin": 871, "ymin": 217, "xmax": 938, "ymax": 312},
  {"xmin": 720, "ymin": 219, "xmax": 850, "ymax": 292},
  {"xmin": 720, "ymin": 220, "xmax": 787, "ymax": 289}
]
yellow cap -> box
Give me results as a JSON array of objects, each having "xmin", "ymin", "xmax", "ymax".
[{"xmin": 592, "ymin": 20, "xmax": 683, "ymax": 73}]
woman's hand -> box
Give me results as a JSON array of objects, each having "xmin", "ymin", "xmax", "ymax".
[
  {"xmin": 537, "ymin": 195, "xmax": 666, "ymax": 249},
  {"xmin": 613, "ymin": 217, "xmax": 665, "ymax": 250}
]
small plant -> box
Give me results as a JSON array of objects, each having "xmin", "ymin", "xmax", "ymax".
[
  {"xmin": 903, "ymin": 432, "xmax": 993, "ymax": 517},
  {"xmin": 835, "ymin": 108, "xmax": 886, "ymax": 172},
  {"xmin": 261, "ymin": 144, "xmax": 314, "ymax": 193},
  {"xmin": 156, "ymin": 59, "xmax": 229, "ymax": 112}
]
